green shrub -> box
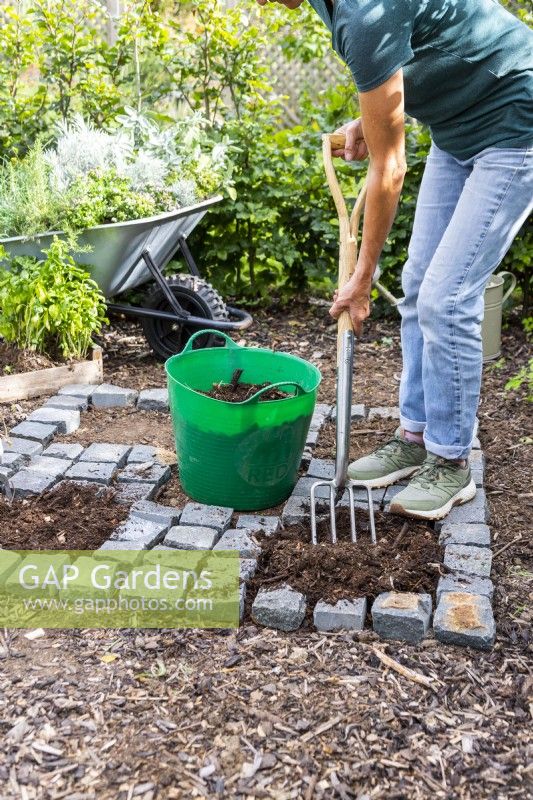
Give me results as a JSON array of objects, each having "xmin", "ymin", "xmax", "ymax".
[
  {"xmin": 0, "ymin": 0, "xmax": 169, "ymax": 158},
  {"xmin": 0, "ymin": 238, "xmax": 107, "ymax": 359}
]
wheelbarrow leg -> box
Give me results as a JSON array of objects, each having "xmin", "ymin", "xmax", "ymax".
[
  {"xmin": 141, "ymin": 249, "xmax": 189, "ymax": 321},
  {"xmin": 177, "ymin": 236, "xmax": 201, "ymax": 277}
]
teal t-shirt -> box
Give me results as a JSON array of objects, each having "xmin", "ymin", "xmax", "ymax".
[{"xmin": 307, "ymin": 0, "xmax": 533, "ymax": 159}]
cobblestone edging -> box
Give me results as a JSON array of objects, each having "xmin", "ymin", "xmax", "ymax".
[
  {"xmin": 2, "ymin": 384, "xmax": 172, "ymax": 501},
  {"xmin": 1, "ymin": 388, "xmax": 495, "ymax": 649},
  {"xmin": 276, "ymin": 407, "xmax": 494, "ymax": 650}
]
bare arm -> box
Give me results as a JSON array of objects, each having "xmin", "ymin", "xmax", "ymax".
[{"xmin": 330, "ymin": 70, "xmax": 406, "ymax": 332}]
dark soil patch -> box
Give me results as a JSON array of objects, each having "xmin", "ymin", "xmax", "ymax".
[
  {"xmin": 0, "ymin": 482, "xmax": 128, "ymax": 550},
  {"xmin": 249, "ymin": 510, "xmax": 442, "ymax": 622},
  {"xmin": 0, "ymin": 342, "xmax": 58, "ymax": 375},
  {"xmin": 61, "ymin": 406, "xmax": 176, "ymax": 452}
]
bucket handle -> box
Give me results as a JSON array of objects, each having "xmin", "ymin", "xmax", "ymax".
[
  {"xmin": 242, "ymin": 381, "xmax": 306, "ymax": 404},
  {"xmin": 494, "ymin": 271, "xmax": 517, "ymax": 304},
  {"xmin": 182, "ymin": 329, "xmax": 240, "ymax": 354}
]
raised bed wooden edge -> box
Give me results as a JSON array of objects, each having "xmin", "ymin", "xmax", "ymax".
[{"xmin": 0, "ymin": 346, "xmax": 103, "ymax": 403}]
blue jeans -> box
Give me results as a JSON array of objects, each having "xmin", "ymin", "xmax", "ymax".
[{"xmin": 399, "ymin": 143, "xmax": 533, "ymax": 459}]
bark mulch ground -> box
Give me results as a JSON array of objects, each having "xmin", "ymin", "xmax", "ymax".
[
  {"xmin": 0, "ymin": 483, "xmax": 128, "ymax": 550},
  {"xmin": 0, "ymin": 303, "xmax": 531, "ymax": 799}
]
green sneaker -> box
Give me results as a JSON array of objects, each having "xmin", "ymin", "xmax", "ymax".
[
  {"xmin": 389, "ymin": 454, "xmax": 476, "ymax": 520},
  {"xmin": 347, "ymin": 431, "xmax": 426, "ymax": 488}
]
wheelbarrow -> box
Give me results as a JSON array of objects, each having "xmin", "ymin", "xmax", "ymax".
[{"xmin": 0, "ymin": 196, "xmax": 252, "ymax": 361}]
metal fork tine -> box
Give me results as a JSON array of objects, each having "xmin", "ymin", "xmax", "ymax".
[
  {"xmin": 310, "ymin": 478, "xmax": 377, "ymax": 545},
  {"xmin": 329, "ymin": 485, "xmax": 337, "ymax": 544},
  {"xmin": 366, "ymin": 486, "xmax": 377, "ymax": 544},
  {"xmin": 347, "ymin": 485, "xmax": 357, "ymax": 543},
  {"xmin": 310, "ymin": 481, "xmax": 320, "ymax": 545},
  {"xmin": 310, "ymin": 479, "xmax": 331, "ymax": 545}
]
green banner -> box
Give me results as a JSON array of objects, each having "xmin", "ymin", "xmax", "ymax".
[{"xmin": 0, "ymin": 550, "xmax": 240, "ymax": 629}]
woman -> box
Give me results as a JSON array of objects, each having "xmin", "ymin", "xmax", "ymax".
[{"xmin": 257, "ymin": 0, "xmax": 533, "ymax": 520}]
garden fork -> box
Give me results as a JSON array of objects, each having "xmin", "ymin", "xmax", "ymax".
[{"xmin": 310, "ymin": 132, "xmax": 376, "ymax": 546}]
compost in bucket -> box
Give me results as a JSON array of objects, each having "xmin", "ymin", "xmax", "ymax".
[{"xmin": 199, "ymin": 370, "xmax": 291, "ymax": 403}]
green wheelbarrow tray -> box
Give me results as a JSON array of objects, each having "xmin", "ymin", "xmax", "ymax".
[{"xmin": 165, "ymin": 330, "xmax": 322, "ymax": 511}]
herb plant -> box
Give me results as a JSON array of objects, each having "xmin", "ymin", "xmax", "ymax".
[
  {"xmin": 0, "ymin": 142, "xmax": 62, "ymax": 238},
  {"xmin": 0, "ymin": 238, "xmax": 107, "ymax": 359}
]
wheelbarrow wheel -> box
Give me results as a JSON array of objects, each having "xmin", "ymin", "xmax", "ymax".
[{"xmin": 141, "ymin": 274, "xmax": 229, "ymax": 361}]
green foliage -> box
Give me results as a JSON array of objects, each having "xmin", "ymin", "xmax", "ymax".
[
  {"xmin": 521, "ymin": 316, "xmax": 533, "ymax": 336},
  {"xmin": 0, "ymin": 142, "xmax": 62, "ymax": 238},
  {"xmin": 0, "ymin": 143, "xmax": 163, "ymax": 237},
  {"xmin": 0, "ymin": 238, "xmax": 107, "ymax": 359},
  {"xmin": 0, "ymin": 0, "xmax": 530, "ymax": 319},
  {"xmin": 505, "ymin": 357, "xmax": 533, "ymax": 402},
  {"xmin": 30, "ymin": 0, "xmax": 120, "ymax": 124},
  {"xmin": 277, "ymin": 0, "xmax": 338, "ymax": 64},
  {"xmin": 0, "ymin": 0, "xmax": 170, "ymax": 158},
  {"xmin": 0, "ymin": 114, "xmax": 232, "ymax": 238},
  {"xmin": 60, "ymin": 171, "xmax": 160, "ymax": 230},
  {"xmin": 0, "ymin": 3, "xmax": 48, "ymax": 157},
  {"xmin": 166, "ymin": 0, "xmax": 278, "ymax": 123}
]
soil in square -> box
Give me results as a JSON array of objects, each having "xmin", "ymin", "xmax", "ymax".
[
  {"xmin": 0, "ymin": 483, "xmax": 129, "ymax": 550},
  {"xmin": 155, "ymin": 471, "xmax": 191, "ymax": 509},
  {"xmin": 248, "ymin": 509, "xmax": 442, "ymax": 625},
  {"xmin": 61, "ymin": 406, "xmax": 177, "ymax": 452}
]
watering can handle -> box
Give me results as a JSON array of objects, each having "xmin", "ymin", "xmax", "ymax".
[
  {"xmin": 496, "ymin": 271, "xmax": 517, "ymax": 304},
  {"xmin": 182, "ymin": 329, "xmax": 241, "ymax": 354},
  {"xmin": 242, "ymin": 381, "xmax": 306, "ymax": 404}
]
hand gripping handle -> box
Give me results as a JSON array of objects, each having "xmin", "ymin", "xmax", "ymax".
[{"xmin": 322, "ymin": 133, "xmax": 367, "ymax": 359}]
